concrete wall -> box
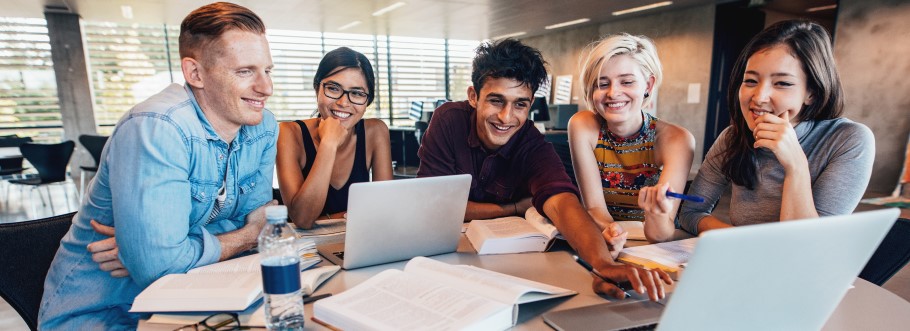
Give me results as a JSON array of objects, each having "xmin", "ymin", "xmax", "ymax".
[
  {"xmin": 834, "ymin": 0, "xmax": 910, "ymax": 193},
  {"xmin": 522, "ymin": 5, "xmax": 716, "ymax": 168}
]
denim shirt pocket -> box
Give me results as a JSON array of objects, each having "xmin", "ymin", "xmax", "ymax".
[
  {"xmin": 238, "ymin": 170, "xmax": 264, "ymax": 195},
  {"xmin": 190, "ymin": 180, "xmax": 219, "ymax": 225}
]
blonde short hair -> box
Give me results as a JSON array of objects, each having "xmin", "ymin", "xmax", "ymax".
[{"xmin": 579, "ymin": 33, "xmax": 662, "ymax": 110}]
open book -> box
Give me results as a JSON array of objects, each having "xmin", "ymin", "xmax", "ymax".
[
  {"xmin": 313, "ymin": 256, "xmax": 575, "ymax": 331},
  {"xmin": 146, "ymin": 266, "xmax": 341, "ymax": 327},
  {"xmin": 466, "ymin": 207, "xmax": 561, "ymax": 255},
  {"xmin": 131, "ymin": 239, "xmax": 324, "ymax": 313},
  {"xmin": 618, "ymin": 237, "xmax": 698, "ymax": 280}
]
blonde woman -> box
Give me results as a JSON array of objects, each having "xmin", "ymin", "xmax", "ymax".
[{"xmin": 569, "ymin": 34, "xmax": 694, "ymax": 246}]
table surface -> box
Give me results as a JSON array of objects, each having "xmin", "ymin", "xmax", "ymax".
[{"xmin": 139, "ymin": 237, "xmax": 910, "ymax": 330}]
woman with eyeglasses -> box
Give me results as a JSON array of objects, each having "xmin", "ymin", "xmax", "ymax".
[{"xmin": 276, "ymin": 47, "xmax": 393, "ymax": 229}]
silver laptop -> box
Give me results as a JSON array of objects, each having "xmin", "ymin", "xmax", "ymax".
[
  {"xmin": 317, "ymin": 174, "xmax": 471, "ymax": 270},
  {"xmin": 543, "ymin": 208, "xmax": 900, "ymax": 331}
]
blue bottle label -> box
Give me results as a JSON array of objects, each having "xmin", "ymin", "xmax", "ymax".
[{"xmin": 261, "ymin": 261, "xmax": 301, "ymax": 295}]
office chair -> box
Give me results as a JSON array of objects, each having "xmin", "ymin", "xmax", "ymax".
[
  {"xmin": 0, "ymin": 211, "xmax": 75, "ymax": 331},
  {"xmin": 414, "ymin": 121, "xmax": 429, "ymax": 145},
  {"xmin": 9, "ymin": 141, "xmax": 76, "ymax": 214},
  {"xmin": 77, "ymin": 134, "xmax": 108, "ymax": 198},
  {"xmin": 859, "ymin": 217, "xmax": 910, "ymax": 286}
]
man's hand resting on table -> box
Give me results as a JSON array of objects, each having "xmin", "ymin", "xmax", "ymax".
[{"xmin": 593, "ymin": 264, "xmax": 672, "ymax": 302}]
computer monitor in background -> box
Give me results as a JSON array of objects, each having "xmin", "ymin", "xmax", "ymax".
[
  {"xmin": 546, "ymin": 104, "xmax": 578, "ymax": 130},
  {"xmin": 529, "ymin": 97, "xmax": 550, "ymax": 122}
]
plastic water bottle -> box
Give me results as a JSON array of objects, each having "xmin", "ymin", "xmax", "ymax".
[{"xmin": 259, "ymin": 205, "xmax": 305, "ymax": 330}]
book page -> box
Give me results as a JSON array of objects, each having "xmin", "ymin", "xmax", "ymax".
[
  {"xmin": 130, "ymin": 273, "xmax": 262, "ymax": 312},
  {"xmin": 615, "ymin": 221, "xmax": 646, "ymax": 241},
  {"xmin": 294, "ymin": 218, "xmax": 346, "ymax": 237},
  {"xmin": 524, "ymin": 207, "xmax": 558, "ymax": 239},
  {"xmin": 619, "ymin": 237, "xmax": 698, "ymax": 268},
  {"xmin": 314, "ymin": 269, "xmax": 511, "ymax": 331},
  {"xmin": 300, "ymin": 265, "xmax": 340, "ymax": 295},
  {"xmin": 470, "ymin": 216, "xmax": 547, "ymax": 239},
  {"xmin": 404, "ymin": 257, "xmax": 574, "ymax": 305},
  {"xmin": 188, "ymin": 241, "xmax": 320, "ymax": 274}
]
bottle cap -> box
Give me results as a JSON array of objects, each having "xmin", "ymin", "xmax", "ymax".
[{"xmin": 265, "ymin": 205, "xmax": 288, "ymax": 223}]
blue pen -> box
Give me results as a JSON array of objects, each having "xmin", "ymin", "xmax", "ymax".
[
  {"xmin": 573, "ymin": 255, "xmax": 631, "ymax": 298},
  {"xmin": 666, "ymin": 191, "xmax": 705, "ymax": 203}
]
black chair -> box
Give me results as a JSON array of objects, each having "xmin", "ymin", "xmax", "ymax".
[
  {"xmin": 0, "ymin": 135, "xmax": 33, "ymax": 148},
  {"xmin": 859, "ymin": 217, "xmax": 910, "ymax": 286},
  {"xmin": 9, "ymin": 141, "xmax": 76, "ymax": 214},
  {"xmin": 77, "ymin": 135, "xmax": 108, "ymax": 197},
  {"xmin": 0, "ymin": 212, "xmax": 75, "ymax": 331}
]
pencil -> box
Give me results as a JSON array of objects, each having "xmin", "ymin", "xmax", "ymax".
[{"xmin": 573, "ymin": 255, "xmax": 631, "ymax": 298}]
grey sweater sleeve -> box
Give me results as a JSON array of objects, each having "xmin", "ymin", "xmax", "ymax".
[
  {"xmin": 809, "ymin": 121, "xmax": 875, "ymax": 216},
  {"xmin": 678, "ymin": 129, "xmax": 733, "ymax": 235}
]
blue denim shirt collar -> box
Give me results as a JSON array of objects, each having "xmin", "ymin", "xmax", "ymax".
[{"xmin": 183, "ymin": 84, "xmax": 249, "ymax": 148}]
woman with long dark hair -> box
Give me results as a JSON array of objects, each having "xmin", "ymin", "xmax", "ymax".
[
  {"xmin": 678, "ymin": 19, "xmax": 874, "ymax": 234},
  {"xmin": 276, "ymin": 47, "xmax": 393, "ymax": 229}
]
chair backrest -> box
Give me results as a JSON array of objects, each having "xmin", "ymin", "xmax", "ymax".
[
  {"xmin": 0, "ymin": 212, "xmax": 75, "ymax": 331},
  {"xmin": 19, "ymin": 141, "xmax": 75, "ymax": 184},
  {"xmin": 0, "ymin": 135, "xmax": 32, "ymax": 148},
  {"xmin": 78, "ymin": 135, "xmax": 108, "ymax": 167},
  {"xmin": 859, "ymin": 217, "xmax": 910, "ymax": 286}
]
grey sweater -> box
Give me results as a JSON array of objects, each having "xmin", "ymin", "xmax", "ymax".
[{"xmin": 678, "ymin": 118, "xmax": 875, "ymax": 234}]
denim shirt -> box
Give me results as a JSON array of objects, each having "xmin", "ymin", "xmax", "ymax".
[{"xmin": 39, "ymin": 84, "xmax": 278, "ymax": 330}]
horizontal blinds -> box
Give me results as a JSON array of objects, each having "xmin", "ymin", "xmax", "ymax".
[
  {"xmin": 84, "ymin": 21, "xmax": 180, "ymax": 127},
  {"xmin": 0, "ymin": 17, "xmax": 62, "ymax": 142}
]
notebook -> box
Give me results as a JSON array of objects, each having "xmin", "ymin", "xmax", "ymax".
[
  {"xmin": 543, "ymin": 208, "xmax": 900, "ymax": 331},
  {"xmin": 316, "ymin": 174, "xmax": 471, "ymax": 269}
]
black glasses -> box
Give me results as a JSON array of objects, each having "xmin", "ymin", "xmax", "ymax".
[
  {"xmin": 322, "ymin": 82, "xmax": 369, "ymax": 105},
  {"xmin": 173, "ymin": 312, "xmax": 256, "ymax": 331}
]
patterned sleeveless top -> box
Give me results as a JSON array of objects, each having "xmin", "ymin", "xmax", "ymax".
[{"xmin": 595, "ymin": 111, "xmax": 661, "ymax": 222}]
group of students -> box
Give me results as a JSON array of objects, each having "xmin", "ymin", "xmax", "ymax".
[{"xmin": 36, "ymin": 2, "xmax": 874, "ymax": 330}]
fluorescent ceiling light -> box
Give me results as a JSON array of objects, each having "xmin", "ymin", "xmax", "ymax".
[
  {"xmin": 545, "ymin": 18, "xmax": 590, "ymax": 30},
  {"xmin": 372, "ymin": 2, "xmax": 407, "ymax": 16},
  {"xmin": 338, "ymin": 21, "xmax": 362, "ymax": 31},
  {"xmin": 806, "ymin": 4, "xmax": 837, "ymax": 12},
  {"xmin": 121, "ymin": 5, "xmax": 133, "ymax": 19},
  {"xmin": 613, "ymin": 1, "xmax": 673, "ymax": 16},
  {"xmin": 492, "ymin": 31, "xmax": 527, "ymax": 40}
]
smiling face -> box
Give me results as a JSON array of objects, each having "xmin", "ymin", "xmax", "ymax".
[
  {"xmin": 468, "ymin": 77, "xmax": 532, "ymax": 151},
  {"xmin": 316, "ymin": 67, "xmax": 369, "ymax": 128},
  {"xmin": 192, "ymin": 29, "xmax": 273, "ymax": 133},
  {"xmin": 739, "ymin": 44, "xmax": 813, "ymax": 131},
  {"xmin": 591, "ymin": 54, "xmax": 654, "ymax": 128}
]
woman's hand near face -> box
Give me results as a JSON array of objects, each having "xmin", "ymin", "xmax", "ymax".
[
  {"xmin": 317, "ymin": 117, "xmax": 349, "ymax": 150},
  {"xmin": 752, "ymin": 110, "xmax": 807, "ymax": 172}
]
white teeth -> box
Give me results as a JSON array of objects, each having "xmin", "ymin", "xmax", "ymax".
[
  {"xmin": 245, "ymin": 99, "xmax": 263, "ymax": 107},
  {"xmin": 492, "ymin": 124, "xmax": 511, "ymax": 131},
  {"xmin": 606, "ymin": 102, "xmax": 626, "ymax": 108},
  {"xmin": 331, "ymin": 110, "xmax": 352, "ymax": 119}
]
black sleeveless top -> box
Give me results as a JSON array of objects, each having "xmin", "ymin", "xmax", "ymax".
[{"xmin": 295, "ymin": 119, "xmax": 369, "ymax": 215}]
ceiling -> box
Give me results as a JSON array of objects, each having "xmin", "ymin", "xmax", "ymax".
[{"xmin": 2, "ymin": 0, "xmax": 837, "ymax": 40}]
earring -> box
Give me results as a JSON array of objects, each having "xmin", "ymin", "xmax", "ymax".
[{"xmin": 644, "ymin": 92, "xmax": 650, "ymax": 98}]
